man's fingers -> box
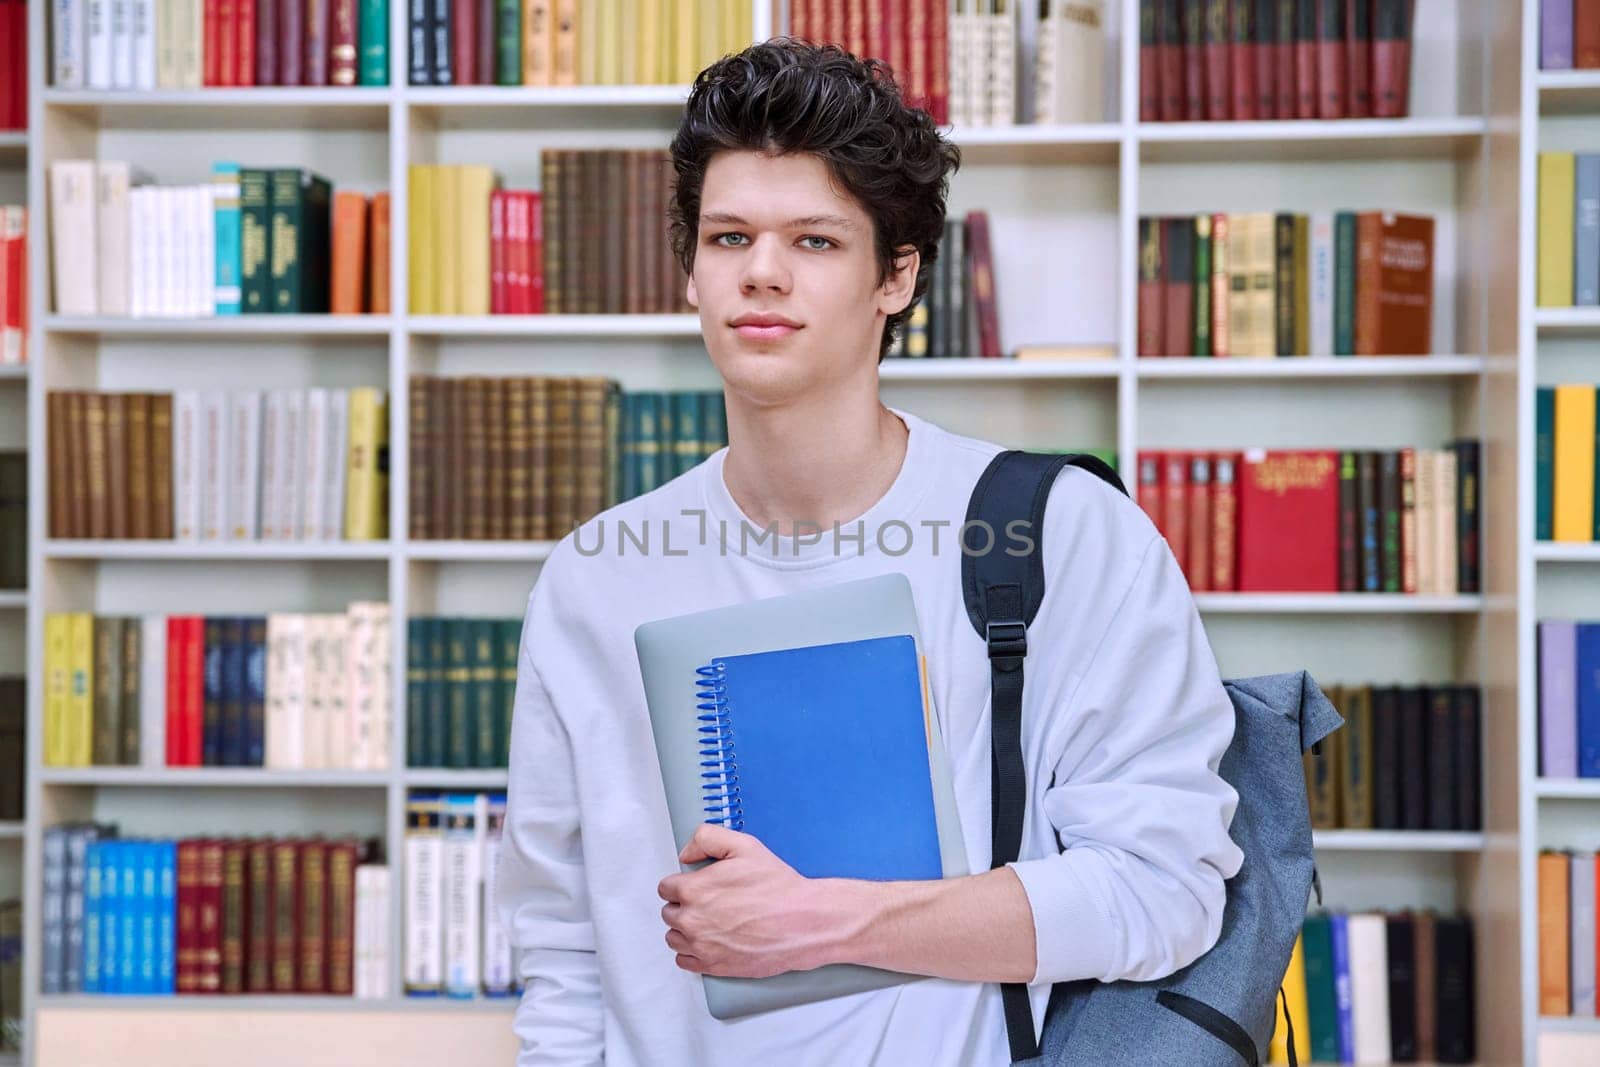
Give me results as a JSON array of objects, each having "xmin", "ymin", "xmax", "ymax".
[
  {"xmin": 657, "ymin": 875, "xmax": 685, "ymax": 903},
  {"xmin": 675, "ymin": 953, "xmax": 706, "ymax": 974}
]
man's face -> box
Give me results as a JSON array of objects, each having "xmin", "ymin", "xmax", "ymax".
[{"xmin": 686, "ymin": 149, "xmax": 916, "ymax": 406}]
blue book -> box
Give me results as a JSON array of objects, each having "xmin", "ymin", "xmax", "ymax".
[
  {"xmin": 138, "ymin": 843, "xmax": 158, "ymax": 994},
  {"xmin": 244, "ymin": 617, "xmax": 267, "ymax": 766},
  {"xmin": 203, "ymin": 618, "xmax": 225, "ymax": 766},
  {"xmin": 1580, "ymin": 156, "xmax": 1600, "ymax": 306},
  {"xmin": 1538, "ymin": 387, "xmax": 1555, "ymax": 541},
  {"xmin": 156, "ymin": 841, "xmax": 176, "ymax": 993},
  {"xmin": 83, "ymin": 840, "xmax": 103, "ymax": 993},
  {"xmin": 695, "ymin": 634, "xmax": 942, "ymax": 882},
  {"xmin": 1329, "ymin": 912, "xmax": 1355, "ymax": 1064},
  {"xmin": 119, "ymin": 842, "xmax": 138, "ymax": 993},
  {"xmin": 100, "ymin": 841, "xmax": 120, "ymax": 994},
  {"xmin": 1576, "ymin": 623, "xmax": 1600, "ymax": 777},
  {"xmin": 213, "ymin": 163, "xmax": 243, "ymax": 315},
  {"xmin": 222, "ymin": 617, "xmax": 248, "ymax": 766}
]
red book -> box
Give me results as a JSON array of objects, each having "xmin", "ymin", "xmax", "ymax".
[
  {"xmin": 1274, "ymin": 0, "xmax": 1295, "ymax": 118},
  {"xmin": 905, "ymin": 0, "xmax": 929, "ymax": 115},
  {"xmin": 1162, "ymin": 218, "xmax": 1195, "ymax": 356},
  {"xmin": 1160, "ymin": 0, "xmax": 1185, "ymax": 121},
  {"xmin": 885, "ymin": 0, "xmax": 907, "ymax": 91},
  {"xmin": 1203, "ymin": 0, "xmax": 1231, "ymax": 119},
  {"xmin": 1187, "ymin": 454, "xmax": 1214, "ymax": 591},
  {"xmin": 503, "ymin": 191, "xmax": 523, "ymax": 314},
  {"xmin": 965, "ymin": 210, "xmax": 1003, "ymax": 358},
  {"xmin": 330, "ymin": 0, "xmax": 359, "ymax": 85},
  {"xmin": 1138, "ymin": 217, "xmax": 1164, "ymax": 356},
  {"xmin": 199, "ymin": 840, "xmax": 225, "ymax": 993},
  {"xmin": 1162, "ymin": 452, "xmax": 1191, "ymax": 574},
  {"xmin": 299, "ymin": 840, "xmax": 329, "ymax": 993},
  {"xmin": 1141, "ymin": 0, "xmax": 1162, "ymax": 121},
  {"xmin": 1211, "ymin": 452, "xmax": 1240, "ymax": 591},
  {"xmin": 1317, "ymin": 0, "xmax": 1347, "ymax": 118},
  {"xmin": 1231, "ymin": 0, "xmax": 1258, "ymax": 119},
  {"xmin": 490, "ymin": 189, "xmax": 507, "ymax": 314},
  {"xmin": 176, "ymin": 840, "xmax": 201, "ymax": 993},
  {"xmin": 1294, "ymin": 0, "xmax": 1318, "ymax": 117},
  {"xmin": 256, "ymin": 0, "xmax": 278, "ymax": 83},
  {"xmin": 1344, "ymin": 0, "xmax": 1371, "ymax": 116},
  {"xmin": 1183, "ymin": 0, "xmax": 1206, "ymax": 120},
  {"xmin": 165, "ymin": 617, "xmax": 184, "ymax": 765},
  {"xmin": 1138, "ymin": 452, "xmax": 1164, "ymax": 529},
  {"xmin": 527, "ymin": 191, "xmax": 545, "ymax": 314},
  {"xmin": 929, "ymin": 0, "xmax": 949, "ymax": 125},
  {"xmin": 184, "ymin": 616, "xmax": 205, "ymax": 765},
  {"xmin": 1371, "ymin": 0, "xmax": 1412, "ymax": 118},
  {"xmin": 1582, "ymin": 0, "xmax": 1600, "ymax": 68},
  {"xmin": 271, "ymin": 841, "xmax": 301, "ymax": 992},
  {"xmin": 1237, "ymin": 449, "xmax": 1340, "ymax": 591},
  {"xmin": 452, "ymin": 0, "xmax": 477, "ymax": 84},
  {"xmin": 279, "ymin": 0, "xmax": 303, "ymax": 85},
  {"xmin": 218, "ymin": 0, "xmax": 237, "ymax": 86},
  {"xmin": 824, "ymin": 0, "xmax": 841, "ymax": 40},
  {"xmin": 514, "ymin": 191, "xmax": 533, "ymax": 315},
  {"xmin": 236, "ymin": 0, "xmax": 257, "ymax": 84},
  {"xmin": 203, "ymin": 0, "xmax": 222, "ymax": 85},
  {"xmin": 1253, "ymin": 0, "xmax": 1276, "ymax": 118}
]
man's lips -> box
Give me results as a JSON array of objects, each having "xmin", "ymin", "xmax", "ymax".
[{"xmin": 733, "ymin": 322, "xmax": 802, "ymax": 340}]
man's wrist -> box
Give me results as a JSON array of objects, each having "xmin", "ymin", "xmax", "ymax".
[{"xmin": 807, "ymin": 876, "xmax": 888, "ymax": 970}]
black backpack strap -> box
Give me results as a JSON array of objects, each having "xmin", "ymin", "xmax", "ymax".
[{"xmin": 962, "ymin": 450, "xmax": 1129, "ymax": 1064}]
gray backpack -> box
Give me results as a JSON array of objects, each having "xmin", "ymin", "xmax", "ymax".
[{"xmin": 963, "ymin": 451, "xmax": 1344, "ymax": 1066}]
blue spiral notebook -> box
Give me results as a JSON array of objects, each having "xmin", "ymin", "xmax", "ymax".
[{"xmin": 694, "ymin": 634, "xmax": 944, "ymax": 882}]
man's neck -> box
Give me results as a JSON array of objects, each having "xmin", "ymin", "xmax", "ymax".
[{"xmin": 720, "ymin": 384, "xmax": 909, "ymax": 536}]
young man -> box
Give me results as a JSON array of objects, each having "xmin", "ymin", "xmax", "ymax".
[{"xmin": 498, "ymin": 39, "xmax": 1243, "ymax": 1066}]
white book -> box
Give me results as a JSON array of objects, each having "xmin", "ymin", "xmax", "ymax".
[
  {"xmin": 988, "ymin": 0, "xmax": 1018, "ymax": 127},
  {"xmin": 481, "ymin": 795, "xmax": 513, "ymax": 996},
  {"xmin": 322, "ymin": 388, "xmax": 349, "ymax": 541},
  {"xmin": 344, "ymin": 602, "xmax": 376, "ymax": 771},
  {"xmin": 198, "ymin": 389, "xmax": 230, "ymax": 541},
  {"xmin": 949, "ymin": 0, "xmax": 972, "ymax": 127},
  {"xmin": 1310, "ymin": 211, "xmax": 1335, "ymax": 357},
  {"xmin": 324, "ymin": 614, "xmax": 350, "ymax": 769},
  {"xmin": 131, "ymin": 0, "xmax": 155, "ymax": 88},
  {"xmin": 1415, "ymin": 450, "xmax": 1437, "ymax": 596},
  {"xmin": 155, "ymin": 185, "xmax": 176, "ymax": 318},
  {"xmin": 95, "ymin": 161, "xmax": 132, "ymax": 318},
  {"xmin": 280, "ymin": 390, "xmax": 305, "ymax": 540},
  {"xmin": 48, "ymin": 161, "xmax": 99, "ymax": 316},
  {"xmin": 86, "ymin": 0, "xmax": 111, "ymax": 88},
  {"xmin": 442, "ymin": 794, "xmax": 483, "ymax": 997},
  {"xmin": 258, "ymin": 390, "xmax": 283, "ymax": 540},
  {"xmin": 264, "ymin": 613, "xmax": 286, "ymax": 768},
  {"xmin": 1346, "ymin": 913, "xmax": 1391, "ymax": 1065},
  {"xmin": 194, "ymin": 184, "xmax": 215, "ymax": 318},
  {"xmin": 1041, "ymin": 0, "xmax": 1104, "ymax": 124},
  {"xmin": 369, "ymin": 603, "xmax": 391, "ymax": 771},
  {"xmin": 967, "ymin": 0, "xmax": 989, "ymax": 127},
  {"xmin": 54, "ymin": 0, "xmax": 87, "ymax": 88},
  {"xmin": 404, "ymin": 798, "xmax": 445, "ymax": 994},
  {"xmin": 128, "ymin": 187, "xmax": 148, "ymax": 318},
  {"xmin": 228, "ymin": 390, "xmax": 262, "ymax": 540},
  {"xmin": 301, "ymin": 389, "xmax": 330, "ymax": 540},
  {"xmin": 110, "ymin": 0, "xmax": 134, "ymax": 88},
  {"xmin": 356, "ymin": 864, "xmax": 391, "ymax": 999},
  {"xmin": 1574, "ymin": 851, "xmax": 1597, "ymax": 1018},
  {"xmin": 139, "ymin": 614, "xmax": 166, "ymax": 766},
  {"xmin": 1435, "ymin": 449, "xmax": 1458, "ymax": 596},
  {"xmin": 271, "ymin": 613, "xmax": 308, "ymax": 769},
  {"xmin": 172, "ymin": 388, "xmax": 202, "ymax": 540},
  {"xmin": 302, "ymin": 615, "xmax": 332, "ymax": 769}
]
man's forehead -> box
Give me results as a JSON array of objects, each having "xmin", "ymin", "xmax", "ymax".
[{"xmin": 698, "ymin": 209, "xmax": 861, "ymax": 232}]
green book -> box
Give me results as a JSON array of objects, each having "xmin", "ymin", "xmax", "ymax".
[
  {"xmin": 445, "ymin": 619, "xmax": 470, "ymax": 769},
  {"xmin": 470, "ymin": 619, "xmax": 498, "ymax": 769},
  {"xmin": 636, "ymin": 393, "xmax": 662, "ymax": 495},
  {"xmin": 1193, "ymin": 215, "xmax": 1212, "ymax": 358},
  {"xmin": 619, "ymin": 393, "xmax": 638, "ymax": 502},
  {"xmin": 496, "ymin": 619, "xmax": 519, "ymax": 768},
  {"xmin": 1300, "ymin": 914, "xmax": 1340, "ymax": 1062},
  {"xmin": 699, "ymin": 390, "xmax": 727, "ymax": 463},
  {"xmin": 239, "ymin": 168, "xmax": 272, "ymax": 314},
  {"xmin": 406, "ymin": 617, "xmax": 428, "ymax": 767},
  {"xmin": 424, "ymin": 618, "xmax": 447, "ymax": 767},
  {"xmin": 603, "ymin": 381, "xmax": 621, "ymax": 510},
  {"xmin": 269, "ymin": 169, "xmax": 332, "ymax": 313},
  {"xmin": 672, "ymin": 392, "xmax": 701, "ymax": 478},
  {"xmin": 1333, "ymin": 211, "xmax": 1356, "ymax": 355},
  {"xmin": 495, "ymin": 0, "xmax": 521, "ymax": 84},
  {"xmin": 359, "ymin": 0, "xmax": 389, "ymax": 85},
  {"xmin": 1537, "ymin": 386, "xmax": 1554, "ymax": 540},
  {"xmin": 92, "ymin": 617, "xmax": 123, "ymax": 766}
]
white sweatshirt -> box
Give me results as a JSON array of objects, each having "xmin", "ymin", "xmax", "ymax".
[{"xmin": 497, "ymin": 407, "xmax": 1244, "ymax": 1066}]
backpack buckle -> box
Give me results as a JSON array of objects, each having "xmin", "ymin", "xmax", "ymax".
[{"xmin": 986, "ymin": 620, "xmax": 1028, "ymax": 662}]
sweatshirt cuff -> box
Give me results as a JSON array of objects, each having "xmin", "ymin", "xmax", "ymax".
[{"xmin": 1006, "ymin": 853, "xmax": 1120, "ymax": 985}]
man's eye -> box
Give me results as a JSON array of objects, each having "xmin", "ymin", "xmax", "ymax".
[
  {"xmin": 801, "ymin": 236, "xmax": 834, "ymax": 250},
  {"xmin": 712, "ymin": 233, "xmax": 748, "ymax": 246}
]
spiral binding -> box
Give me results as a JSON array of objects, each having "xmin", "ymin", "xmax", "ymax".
[{"xmin": 695, "ymin": 661, "xmax": 743, "ymax": 831}]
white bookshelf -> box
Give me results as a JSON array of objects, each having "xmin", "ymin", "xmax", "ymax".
[{"xmin": 10, "ymin": 0, "xmax": 1531, "ymax": 1064}]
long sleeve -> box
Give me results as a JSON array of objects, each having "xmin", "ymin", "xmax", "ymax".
[
  {"xmin": 498, "ymin": 623, "xmax": 606, "ymax": 1065},
  {"xmin": 1007, "ymin": 534, "xmax": 1245, "ymax": 986}
]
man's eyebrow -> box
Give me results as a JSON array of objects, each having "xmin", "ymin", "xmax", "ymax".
[{"xmin": 699, "ymin": 211, "xmax": 858, "ymax": 231}]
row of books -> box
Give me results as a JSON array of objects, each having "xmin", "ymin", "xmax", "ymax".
[
  {"xmin": 1137, "ymin": 211, "xmax": 1435, "ymax": 358},
  {"xmin": 0, "ymin": 452, "xmax": 22, "ymax": 587},
  {"xmin": 45, "ymin": 388, "xmax": 390, "ymax": 542},
  {"xmin": 1135, "ymin": 445, "xmax": 1482, "ymax": 595},
  {"xmin": 1141, "ymin": 0, "xmax": 1416, "ymax": 124},
  {"xmin": 0, "ymin": 205, "xmax": 25, "ymax": 362},
  {"xmin": 408, "ymin": 152, "xmax": 690, "ymax": 317},
  {"xmin": 41, "ymin": 825, "xmax": 391, "ymax": 997},
  {"xmin": 51, "ymin": 162, "xmax": 390, "ymax": 317},
  {"xmin": 409, "ymin": 377, "xmax": 727, "ymax": 541},
  {"xmin": 405, "ymin": 617, "xmax": 518, "ymax": 770},
  {"xmin": 1304, "ymin": 683, "xmax": 1482, "ymax": 833},
  {"xmin": 0, "ymin": 678, "xmax": 20, "ymax": 820},
  {"xmin": 0, "ymin": 900, "xmax": 18, "ymax": 1052},
  {"xmin": 1535, "ymin": 620, "xmax": 1600, "ymax": 780},
  {"xmin": 1539, "ymin": 848, "xmax": 1600, "ymax": 1018},
  {"xmin": 41, "ymin": 606, "xmax": 393, "ymax": 771},
  {"xmin": 1269, "ymin": 911, "xmax": 1475, "ymax": 1065},
  {"xmin": 403, "ymin": 792, "xmax": 518, "ymax": 998},
  {"xmin": 1540, "ymin": 0, "xmax": 1600, "ymax": 70},
  {"xmin": 883, "ymin": 213, "xmax": 1002, "ymax": 360},
  {"xmin": 1535, "ymin": 385, "xmax": 1600, "ymax": 542},
  {"xmin": 1535, "ymin": 152, "xmax": 1600, "ymax": 308},
  {"xmin": 50, "ymin": 0, "xmax": 391, "ymax": 88},
  {"xmin": 410, "ymin": 0, "xmax": 750, "ymax": 88},
  {"xmin": 0, "ymin": 0, "xmax": 24, "ymax": 130}
]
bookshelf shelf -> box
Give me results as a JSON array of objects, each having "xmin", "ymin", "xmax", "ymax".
[
  {"xmin": 406, "ymin": 541, "xmax": 555, "ymax": 563},
  {"xmin": 406, "ymin": 84, "xmax": 693, "ymax": 128},
  {"xmin": 880, "ymin": 359, "xmax": 1119, "ymax": 381},
  {"xmin": 0, "ymin": 131, "xmax": 24, "ymax": 162},
  {"xmin": 945, "ymin": 123, "xmax": 1121, "ymax": 165},
  {"xmin": 1310, "ymin": 830, "xmax": 1486, "ymax": 852},
  {"xmin": 402, "ymin": 769, "xmax": 510, "ymax": 789},
  {"xmin": 1135, "ymin": 116, "xmax": 1489, "ymax": 163},
  {"xmin": 44, "ymin": 315, "xmax": 394, "ymax": 338},
  {"xmin": 1134, "ymin": 356, "xmax": 1488, "ymax": 380},
  {"xmin": 1191, "ymin": 594, "xmax": 1485, "ymax": 615},
  {"xmin": 406, "ymin": 314, "xmax": 701, "ymax": 337},
  {"xmin": 0, "ymin": 591, "xmax": 25, "ymax": 609},
  {"xmin": 1533, "ymin": 542, "xmax": 1600, "ymax": 563},
  {"xmin": 1539, "ymin": 1016, "xmax": 1600, "ymax": 1034},
  {"xmin": 38, "ymin": 88, "xmax": 393, "ymax": 130},
  {"xmin": 1536, "ymin": 70, "xmax": 1600, "ymax": 114},
  {"xmin": 0, "ymin": 821, "xmax": 22, "ymax": 839},
  {"xmin": 41, "ymin": 540, "xmax": 392, "ymax": 561},
  {"xmin": 36, "ymin": 993, "xmax": 402, "ymax": 1011},
  {"xmin": 1532, "ymin": 307, "xmax": 1600, "ymax": 333},
  {"xmin": 1534, "ymin": 779, "xmax": 1600, "ymax": 800},
  {"xmin": 35, "ymin": 768, "xmax": 390, "ymax": 788},
  {"xmin": 0, "ymin": 365, "xmax": 26, "ymax": 380}
]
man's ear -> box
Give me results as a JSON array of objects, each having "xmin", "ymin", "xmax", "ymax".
[
  {"xmin": 686, "ymin": 271, "xmax": 698, "ymax": 309},
  {"xmin": 880, "ymin": 244, "xmax": 919, "ymax": 317}
]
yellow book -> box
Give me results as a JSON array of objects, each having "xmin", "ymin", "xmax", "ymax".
[
  {"xmin": 68, "ymin": 611, "xmax": 94, "ymax": 767},
  {"xmin": 734, "ymin": 0, "xmax": 751, "ymax": 53},
  {"xmin": 674, "ymin": 0, "xmax": 697, "ymax": 83},
  {"xmin": 407, "ymin": 165, "xmax": 436, "ymax": 316},
  {"xmin": 525, "ymin": 0, "xmax": 554, "ymax": 86},
  {"xmin": 1228, "ymin": 213, "xmax": 1252, "ymax": 358},
  {"xmin": 44, "ymin": 613, "xmax": 70, "ymax": 766},
  {"xmin": 1269, "ymin": 932, "xmax": 1312, "ymax": 1064},
  {"xmin": 638, "ymin": 0, "xmax": 661, "ymax": 83},
  {"xmin": 344, "ymin": 388, "xmax": 389, "ymax": 541},
  {"xmin": 702, "ymin": 0, "xmax": 729, "ymax": 70},
  {"xmin": 579, "ymin": 0, "xmax": 599, "ymax": 83},
  {"xmin": 1248, "ymin": 210, "xmax": 1276, "ymax": 358},
  {"xmin": 598, "ymin": 0, "xmax": 621, "ymax": 84},
  {"xmin": 1554, "ymin": 384, "xmax": 1596, "ymax": 542},
  {"xmin": 554, "ymin": 0, "xmax": 580, "ymax": 85},
  {"xmin": 618, "ymin": 0, "xmax": 637, "ymax": 84},
  {"xmin": 456, "ymin": 165, "xmax": 497, "ymax": 317},
  {"xmin": 437, "ymin": 165, "xmax": 462, "ymax": 315},
  {"xmin": 1540, "ymin": 151, "xmax": 1576, "ymax": 307}
]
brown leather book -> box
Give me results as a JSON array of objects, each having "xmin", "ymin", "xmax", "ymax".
[
  {"xmin": 540, "ymin": 150, "xmax": 563, "ymax": 314},
  {"xmin": 1304, "ymin": 686, "xmax": 1342, "ymax": 827},
  {"xmin": 428, "ymin": 377, "xmax": 452, "ymax": 540},
  {"xmin": 450, "ymin": 376, "xmax": 470, "ymax": 539},
  {"xmin": 1371, "ymin": 0, "xmax": 1412, "ymax": 117},
  {"xmin": 246, "ymin": 839, "xmax": 275, "ymax": 992},
  {"xmin": 642, "ymin": 152, "xmax": 663, "ymax": 314},
  {"xmin": 1186, "ymin": 454, "xmax": 1212, "ymax": 590},
  {"xmin": 47, "ymin": 391, "xmax": 71, "ymax": 537},
  {"xmin": 369, "ymin": 192, "xmax": 392, "ymax": 314},
  {"xmin": 68, "ymin": 392, "xmax": 90, "ymax": 538},
  {"xmin": 1231, "ymin": 0, "xmax": 1257, "ymax": 119},
  {"xmin": 465, "ymin": 377, "xmax": 489, "ymax": 539},
  {"xmin": 1317, "ymin": 0, "xmax": 1346, "ymax": 118},
  {"xmin": 1252, "ymin": 0, "xmax": 1275, "ymax": 118},
  {"xmin": 119, "ymin": 617, "xmax": 140, "ymax": 763},
  {"xmin": 126, "ymin": 393, "xmax": 150, "ymax": 539},
  {"xmin": 1141, "ymin": 0, "xmax": 1162, "ymax": 121},
  {"xmin": 546, "ymin": 377, "xmax": 577, "ymax": 537},
  {"xmin": 1294, "ymin": 0, "xmax": 1317, "ymax": 117},
  {"xmin": 1356, "ymin": 211, "xmax": 1434, "ymax": 355},
  {"xmin": 1581, "ymin": 0, "xmax": 1600, "ymax": 67},
  {"xmin": 603, "ymin": 151, "xmax": 625, "ymax": 314},
  {"xmin": 451, "ymin": 0, "xmax": 477, "ymax": 83},
  {"xmin": 329, "ymin": 0, "xmax": 358, "ymax": 83},
  {"xmin": 1160, "ymin": 0, "xmax": 1184, "ymax": 121},
  {"xmin": 105, "ymin": 392, "xmax": 129, "ymax": 539},
  {"xmin": 176, "ymin": 840, "xmax": 202, "ymax": 992},
  {"xmin": 966, "ymin": 210, "xmax": 1003, "ymax": 357},
  {"xmin": 1340, "ymin": 684, "xmax": 1374, "ymax": 828},
  {"xmin": 1274, "ymin": 0, "xmax": 1295, "ymax": 118},
  {"xmin": 486, "ymin": 376, "xmax": 507, "ymax": 539},
  {"xmin": 148, "ymin": 393, "xmax": 173, "ymax": 539},
  {"xmin": 1210, "ymin": 451, "xmax": 1238, "ymax": 589},
  {"xmin": 624, "ymin": 151, "xmax": 644, "ymax": 314},
  {"xmin": 527, "ymin": 377, "xmax": 550, "ymax": 539},
  {"xmin": 198, "ymin": 838, "xmax": 225, "ymax": 992},
  {"xmin": 1137, "ymin": 217, "xmax": 1164, "ymax": 356},
  {"xmin": 221, "ymin": 840, "xmax": 248, "ymax": 993},
  {"xmin": 506, "ymin": 377, "xmax": 532, "ymax": 540},
  {"xmin": 409, "ymin": 376, "xmax": 431, "ymax": 540},
  {"xmin": 271, "ymin": 839, "xmax": 300, "ymax": 992},
  {"xmin": 477, "ymin": 0, "xmax": 496, "ymax": 87},
  {"xmin": 92, "ymin": 617, "xmax": 122, "ymax": 765},
  {"xmin": 1182, "ymin": 0, "xmax": 1205, "ymax": 120},
  {"xmin": 1413, "ymin": 909, "xmax": 1437, "ymax": 1060},
  {"xmin": 1162, "ymin": 218, "xmax": 1194, "ymax": 356},
  {"xmin": 303, "ymin": 0, "xmax": 329, "ymax": 84},
  {"xmin": 574, "ymin": 378, "xmax": 607, "ymax": 524},
  {"xmin": 659, "ymin": 151, "xmax": 682, "ymax": 312},
  {"xmin": 1538, "ymin": 851, "xmax": 1572, "ymax": 1015},
  {"xmin": 84, "ymin": 392, "xmax": 109, "ymax": 539},
  {"xmin": 299, "ymin": 839, "xmax": 328, "ymax": 993},
  {"xmin": 1343, "ymin": 0, "xmax": 1370, "ymax": 116},
  {"xmin": 905, "ymin": 0, "xmax": 929, "ymax": 115},
  {"xmin": 326, "ymin": 840, "xmax": 358, "ymax": 995},
  {"xmin": 331, "ymin": 191, "xmax": 369, "ymax": 314},
  {"xmin": 1162, "ymin": 451, "xmax": 1189, "ymax": 572},
  {"xmin": 1203, "ymin": 0, "xmax": 1231, "ymax": 119}
]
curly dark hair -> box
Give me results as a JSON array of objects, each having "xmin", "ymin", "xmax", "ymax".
[{"xmin": 667, "ymin": 38, "xmax": 961, "ymax": 362}]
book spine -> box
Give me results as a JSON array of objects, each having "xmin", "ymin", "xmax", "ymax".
[{"xmin": 1545, "ymin": 0, "xmax": 1574, "ymax": 70}]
